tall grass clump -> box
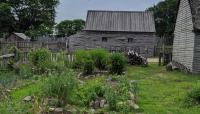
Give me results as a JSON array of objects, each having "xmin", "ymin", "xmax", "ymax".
[
  {"xmin": 29, "ymin": 48, "xmax": 51, "ymax": 71},
  {"xmin": 73, "ymin": 49, "xmax": 90, "ymax": 69},
  {"xmin": 42, "ymin": 70, "xmax": 77, "ymax": 106},
  {"xmin": 184, "ymin": 85, "xmax": 200, "ymax": 107},
  {"xmin": 109, "ymin": 53, "xmax": 127, "ymax": 75},
  {"xmin": 51, "ymin": 51, "xmax": 68, "ymax": 73},
  {"xmin": 105, "ymin": 87, "xmax": 117, "ymax": 111},
  {"xmin": 90, "ymin": 48, "xmax": 109, "ymax": 70},
  {"xmin": 17, "ymin": 64, "xmax": 33, "ymax": 79},
  {"xmin": 83, "ymin": 59, "xmax": 94, "ymax": 75}
]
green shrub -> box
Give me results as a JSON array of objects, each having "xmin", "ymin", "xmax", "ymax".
[
  {"xmin": 29, "ymin": 48, "xmax": 51, "ymax": 71},
  {"xmin": 83, "ymin": 59, "xmax": 94, "ymax": 75},
  {"xmin": 73, "ymin": 78, "xmax": 106, "ymax": 106},
  {"xmin": 0, "ymin": 71, "xmax": 18, "ymax": 88},
  {"xmin": 42, "ymin": 70, "xmax": 77, "ymax": 106},
  {"xmin": 73, "ymin": 49, "xmax": 90, "ymax": 69},
  {"xmin": 18, "ymin": 64, "xmax": 33, "ymax": 79},
  {"xmin": 185, "ymin": 86, "xmax": 200, "ymax": 107},
  {"xmin": 109, "ymin": 53, "xmax": 127, "ymax": 75},
  {"xmin": 90, "ymin": 48, "xmax": 109, "ymax": 70},
  {"xmin": 105, "ymin": 87, "xmax": 117, "ymax": 111}
]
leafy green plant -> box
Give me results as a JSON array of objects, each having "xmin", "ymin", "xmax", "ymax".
[
  {"xmin": 18, "ymin": 64, "xmax": 33, "ymax": 79},
  {"xmin": 0, "ymin": 71, "xmax": 18, "ymax": 89},
  {"xmin": 73, "ymin": 49, "xmax": 90, "ymax": 69},
  {"xmin": 90, "ymin": 48, "xmax": 109, "ymax": 70},
  {"xmin": 109, "ymin": 53, "xmax": 127, "ymax": 75},
  {"xmin": 73, "ymin": 78, "xmax": 106, "ymax": 106},
  {"xmin": 184, "ymin": 86, "xmax": 200, "ymax": 107},
  {"xmin": 83, "ymin": 59, "xmax": 94, "ymax": 75},
  {"xmin": 42, "ymin": 70, "xmax": 77, "ymax": 106},
  {"xmin": 105, "ymin": 87, "xmax": 117, "ymax": 111},
  {"xmin": 29, "ymin": 48, "xmax": 51, "ymax": 71},
  {"xmin": 117, "ymin": 77, "xmax": 131, "ymax": 101}
]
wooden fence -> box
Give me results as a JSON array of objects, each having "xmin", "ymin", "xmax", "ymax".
[
  {"xmin": 155, "ymin": 46, "xmax": 173, "ymax": 65},
  {"xmin": 0, "ymin": 41, "xmax": 68, "ymax": 70}
]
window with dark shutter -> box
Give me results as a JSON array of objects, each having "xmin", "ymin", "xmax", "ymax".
[
  {"xmin": 102, "ymin": 37, "xmax": 108, "ymax": 42},
  {"xmin": 128, "ymin": 38, "xmax": 133, "ymax": 43}
]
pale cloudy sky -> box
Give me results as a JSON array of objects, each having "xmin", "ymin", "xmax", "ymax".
[{"xmin": 55, "ymin": 0, "xmax": 162, "ymax": 23}]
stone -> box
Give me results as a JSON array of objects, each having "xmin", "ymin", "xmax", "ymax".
[
  {"xmin": 128, "ymin": 100, "xmax": 139, "ymax": 110},
  {"xmin": 117, "ymin": 101, "xmax": 124, "ymax": 106},
  {"xmin": 132, "ymin": 104, "xmax": 139, "ymax": 110},
  {"xmin": 23, "ymin": 96, "xmax": 32, "ymax": 102},
  {"xmin": 117, "ymin": 101, "xmax": 126, "ymax": 109},
  {"xmin": 6, "ymin": 89, "xmax": 11, "ymax": 93},
  {"xmin": 129, "ymin": 91, "xmax": 135, "ymax": 101},
  {"xmin": 94, "ymin": 100, "xmax": 100, "ymax": 109},
  {"xmin": 54, "ymin": 108, "xmax": 63, "ymax": 112},
  {"xmin": 89, "ymin": 100, "xmax": 94, "ymax": 107},
  {"xmin": 90, "ymin": 109, "xmax": 95, "ymax": 113},
  {"xmin": 100, "ymin": 99, "xmax": 106, "ymax": 108},
  {"xmin": 166, "ymin": 62, "xmax": 173, "ymax": 71},
  {"xmin": 49, "ymin": 107, "xmax": 55, "ymax": 112}
]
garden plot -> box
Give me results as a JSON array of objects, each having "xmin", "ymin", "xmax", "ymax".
[{"xmin": 0, "ymin": 48, "xmax": 200, "ymax": 114}]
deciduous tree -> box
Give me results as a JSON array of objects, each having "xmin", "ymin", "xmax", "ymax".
[{"xmin": 56, "ymin": 19, "xmax": 85, "ymax": 37}]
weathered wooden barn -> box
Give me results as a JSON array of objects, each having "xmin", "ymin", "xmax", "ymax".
[
  {"xmin": 6, "ymin": 32, "xmax": 31, "ymax": 42},
  {"xmin": 173, "ymin": 0, "xmax": 200, "ymax": 73},
  {"xmin": 69, "ymin": 10, "xmax": 156, "ymax": 57}
]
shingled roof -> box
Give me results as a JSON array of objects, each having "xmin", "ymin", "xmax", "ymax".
[
  {"xmin": 84, "ymin": 10, "xmax": 156, "ymax": 33},
  {"xmin": 189, "ymin": 0, "xmax": 200, "ymax": 31}
]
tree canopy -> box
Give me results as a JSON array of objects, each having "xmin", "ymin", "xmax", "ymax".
[
  {"xmin": 148, "ymin": 0, "xmax": 178, "ymax": 45},
  {"xmin": 56, "ymin": 19, "xmax": 85, "ymax": 37},
  {"xmin": 0, "ymin": 0, "xmax": 59, "ymax": 38}
]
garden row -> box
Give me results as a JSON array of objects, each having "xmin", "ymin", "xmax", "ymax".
[{"xmin": 0, "ymin": 48, "xmax": 140, "ymax": 114}]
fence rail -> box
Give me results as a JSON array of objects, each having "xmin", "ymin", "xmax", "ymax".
[{"xmin": 0, "ymin": 41, "xmax": 68, "ymax": 70}]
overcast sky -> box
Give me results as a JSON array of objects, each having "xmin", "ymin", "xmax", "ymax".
[{"xmin": 55, "ymin": 0, "xmax": 162, "ymax": 23}]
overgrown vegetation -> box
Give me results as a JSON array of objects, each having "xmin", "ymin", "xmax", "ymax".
[
  {"xmin": 185, "ymin": 85, "xmax": 200, "ymax": 107},
  {"xmin": 42, "ymin": 70, "xmax": 77, "ymax": 106},
  {"xmin": 105, "ymin": 87, "xmax": 117, "ymax": 111},
  {"xmin": 1, "ymin": 48, "xmax": 200, "ymax": 114},
  {"xmin": 90, "ymin": 48, "xmax": 109, "ymax": 70},
  {"xmin": 73, "ymin": 78, "xmax": 106, "ymax": 106},
  {"xmin": 29, "ymin": 48, "xmax": 51, "ymax": 72},
  {"xmin": 110, "ymin": 53, "xmax": 127, "ymax": 75}
]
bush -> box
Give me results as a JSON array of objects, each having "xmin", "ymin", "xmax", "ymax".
[
  {"xmin": 73, "ymin": 49, "xmax": 90, "ymax": 69},
  {"xmin": 73, "ymin": 78, "xmax": 106, "ymax": 106},
  {"xmin": 109, "ymin": 53, "xmax": 127, "ymax": 75},
  {"xmin": 83, "ymin": 59, "xmax": 94, "ymax": 75},
  {"xmin": 185, "ymin": 86, "xmax": 200, "ymax": 107},
  {"xmin": 42, "ymin": 70, "xmax": 77, "ymax": 106},
  {"xmin": 90, "ymin": 48, "xmax": 109, "ymax": 70},
  {"xmin": 29, "ymin": 48, "xmax": 51, "ymax": 71},
  {"xmin": 105, "ymin": 87, "xmax": 117, "ymax": 111},
  {"xmin": 18, "ymin": 64, "xmax": 33, "ymax": 79}
]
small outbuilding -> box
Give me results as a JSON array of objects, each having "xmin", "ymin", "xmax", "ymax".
[
  {"xmin": 69, "ymin": 10, "xmax": 157, "ymax": 57},
  {"xmin": 173, "ymin": 0, "xmax": 200, "ymax": 73},
  {"xmin": 6, "ymin": 32, "xmax": 31, "ymax": 42}
]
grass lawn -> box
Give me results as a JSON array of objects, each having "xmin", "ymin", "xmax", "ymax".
[
  {"xmin": 127, "ymin": 64, "xmax": 200, "ymax": 114},
  {"xmin": 1, "ymin": 63, "xmax": 200, "ymax": 114}
]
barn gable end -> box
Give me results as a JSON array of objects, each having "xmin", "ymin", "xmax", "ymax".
[{"xmin": 173, "ymin": 0, "xmax": 200, "ymax": 73}]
